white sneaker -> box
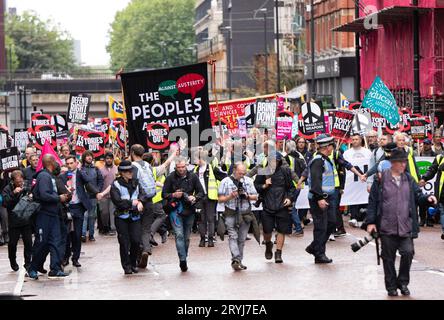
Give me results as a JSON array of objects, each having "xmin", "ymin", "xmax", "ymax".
[
  {"xmin": 349, "ymin": 219, "xmax": 358, "ymax": 227},
  {"xmin": 328, "ymin": 234, "xmax": 336, "ymax": 241}
]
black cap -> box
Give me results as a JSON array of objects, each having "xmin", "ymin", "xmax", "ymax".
[
  {"xmin": 389, "ymin": 149, "xmax": 408, "ymax": 162},
  {"xmin": 118, "ymin": 160, "xmax": 133, "ymax": 172}
]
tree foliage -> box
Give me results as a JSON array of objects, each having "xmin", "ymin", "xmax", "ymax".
[
  {"xmin": 107, "ymin": 0, "xmax": 196, "ymax": 71},
  {"xmin": 5, "ymin": 11, "xmax": 76, "ymax": 72}
]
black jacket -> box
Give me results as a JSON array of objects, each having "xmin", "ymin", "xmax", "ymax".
[
  {"xmin": 285, "ymin": 151, "xmax": 306, "ymax": 178},
  {"xmin": 194, "ymin": 164, "xmax": 227, "ymax": 196},
  {"xmin": 422, "ymin": 154, "xmax": 444, "ymax": 201},
  {"xmin": 60, "ymin": 170, "xmax": 92, "ymax": 212},
  {"xmin": 110, "ymin": 176, "xmax": 148, "ymax": 218},
  {"xmin": 32, "ymin": 169, "xmax": 60, "ymax": 217},
  {"xmin": 162, "ymin": 170, "xmax": 205, "ymax": 211},
  {"xmin": 255, "ymin": 164, "xmax": 296, "ymax": 212},
  {"xmin": 366, "ymin": 173, "xmax": 427, "ymax": 239},
  {"xmin": 2, "ymin": 182, "xmax": 30, "ymax": 228},
  {"xmin": 22, "ymin": 166, "xmax": 36, "ymax": 187},
  {"xmin": 80, "ymin": 164, "xmax": 104, "ymax": 199}
]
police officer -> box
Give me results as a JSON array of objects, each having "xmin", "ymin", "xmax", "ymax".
[{"xmin": 305, "ymin": 134, "xmax": 337, "ymax": 264}]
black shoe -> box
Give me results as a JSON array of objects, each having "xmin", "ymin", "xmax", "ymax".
[
  {"xmin": 231, "ymin": 259, "xmax": 243, "ymax": 271},
  {"xmin": 89, "ymin": 236, "xmax": 96, "ymax": 242},
  {"xmin": 208, "ymin": 237, "xmax": 215, "ymax": 247},
  {"xmin": 161, "ymin": 232, "xmax": 168, "ymax": 244},
  {"xmin": 398, "ymin": 285, "xmax": 410, "ymax": 296},
  {"xmin": 275, "ymin": 250, "xmax": 283, "ymax": 263},
  {"xmin": 124, "ymin": 268, "xmax": 133, "ymax": 275},
  {"xmin": 387, "ymin": 290, "xmax": 398, "ymax": 297},
  {"xmin": 441, "ymin": 233, "xmax": 444, "ymax": 240},
  {"xmin": 38, "ymin": 268, "xmax": 48, "ymax": 274},
  {"xmin": 150, "ymin": 236, "xmax": 158, "ymax": 247},
  {"xmin": 265, "ymin": 241, "xmax": 273, "ymax": 260},
  {"xmin": 419, "ymin": 221, "xmax": 425, "ymax": 227},
  {"xmin": 180, "ymin": 260, "xmax": 188, "ymax": 272},
  {"xmin": 62, "ymin": 258, "xmax": 69, "ymax": 267},
  {"xmin": 81, "ymin": 236, "xmax": 86, "ymax": 243},
  {"xmin": 305, "ymin": 245, "xmax": 315, "ymax": 256},
  {"xmin": 315, "ymin": 255, "xmax": 333, "ymax": 264},
  {"xmin": 138, "ymin": 252, "xmax": 149, "ymax": 269},
  {"xmin": 240, "ymin": 263, "xmax": 247, "ymax": 270},
  {"xmin": 199, "ymin": 238, "xmax": 206, "ymax": 247},
  {"xmin": 131, "ymin": 267, "xmax": 139, "ymax": 274},
  {"xmin": 334, "ymin": 229, "xmax": 347, "ymax": 238},
  {"xmin": 72, "ymin": 260, "xmax": 81, "ymax": 268},
  {"xmin": 426, "ymin": 222, "xmax": 434, "ymax": 227},
  {"xmin": 10, "ymin": 261, "xmax": 19, "ymax": 272}
]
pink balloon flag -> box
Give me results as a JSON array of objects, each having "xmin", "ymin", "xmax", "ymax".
[{"xmin": 36, "ymin": 140, "xmax": 63, "ymax": 172}]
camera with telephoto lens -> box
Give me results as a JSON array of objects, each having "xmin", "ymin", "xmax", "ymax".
[
  {"xmin": 351, "ymin": 231, "xmax": 379, "ymax": 252},
  {"xmin": 236, "ymin": 178, "xmax": 248, "ymax": 200}
]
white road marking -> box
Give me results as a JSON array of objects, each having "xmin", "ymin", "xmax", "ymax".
[{"xmin": 427, "ymin": 270, "xmax": 444, "ymax": 278}]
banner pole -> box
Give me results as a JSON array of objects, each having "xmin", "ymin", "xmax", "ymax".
[
  {"xmin": 209, "ymin": 60, "xmax": 224, "ymax": 140},
  {"xmin": 116, "ymin": 69, "xmax": 128, "ymax": 158}
]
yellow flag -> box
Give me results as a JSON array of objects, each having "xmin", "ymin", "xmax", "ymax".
[
  {"xmin": 108, "ymin": 96, "xmax": 126, "ymax": 120},
  {"xmin": 301, "ymin": 94, "xmax": 305, "ymax": 103},
  {"xmin": 340, "ymin": 93, "xmax": 350, "ymax": 109}
]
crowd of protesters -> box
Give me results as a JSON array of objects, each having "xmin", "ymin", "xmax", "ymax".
[{"xmin": 0, "ymin": 124, "xmax": 443, "ymax": 296}]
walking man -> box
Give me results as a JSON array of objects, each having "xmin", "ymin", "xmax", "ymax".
[{"xmin": 367, "ymin": 149, "xmax": 437, "ymax": 296}]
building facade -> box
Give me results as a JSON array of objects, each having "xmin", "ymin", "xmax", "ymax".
[
  {"xmin": 335, "ymin": 0, "xmax": 444, "ymax": 120},
  {"xmin": 304, "ymin": 0, "xmax": 357, "ymax": 108}
]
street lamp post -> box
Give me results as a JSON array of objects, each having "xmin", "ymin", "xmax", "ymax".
[{"xmin": 259, "ymin": 8, "xmax": 268, "ymax": 94}]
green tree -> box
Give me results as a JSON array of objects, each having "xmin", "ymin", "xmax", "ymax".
[
  {"xmin": 107, "ymin": 0, "xmax": 196, "ymax": 71},
  {"xmin": 5, "ymin": 11, "xmax": 76, "ymax": 72},
  {"xmin": 5, "ymin": 35, "xmax": 19, "ymax": 72}
]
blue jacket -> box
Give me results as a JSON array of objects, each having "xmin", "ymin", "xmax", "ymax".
[
  {"xmin": 33, "ymin": 169, "xmax": 61, "ymax": 217},
  {"xmin": 60, "ymin": 170, "xmax": 92, "ymax": 212},
  {"xmin": 80, "ymin": 164, "xmax": 104, "ymax": 199}
]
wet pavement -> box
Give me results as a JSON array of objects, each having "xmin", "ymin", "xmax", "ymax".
[{"xmin": 1, "ymin": 217, "xmax": 444, "ymax": 300}]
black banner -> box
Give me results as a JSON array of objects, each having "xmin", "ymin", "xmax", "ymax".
[
  {"xmin": 121, "ymin": 63, "xmax": 212, "ymax": 151},
  {"xmin": 14, "ymin": 129, "xmax": 29, "ymax": 151},
  {"xmin": 67, "ymin": 94, "xmax": 91, "ymax": 125},
  {"xmin": 30, "ymin": 125, "xmax": 57, "ymax": 150},
  {"xmin": 0, "ymin": 147, "xmax": 20, "ymax": 172},
  {"xmin": 330, "ymin": 110, "xmax": 354, "ymax": 141},
  {"xmin": 31, "ymin": 114, "xmax": 52, "ymax": 129}
]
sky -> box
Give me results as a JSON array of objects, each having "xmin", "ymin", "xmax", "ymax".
[{"xmin": 7, "ymin": 0, "xmax": 132, "ymax": 66}]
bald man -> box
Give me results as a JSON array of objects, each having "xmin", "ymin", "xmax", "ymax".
[{"xmin": 27, "ymin": 155, "xmax": 70, "ymax": 279}]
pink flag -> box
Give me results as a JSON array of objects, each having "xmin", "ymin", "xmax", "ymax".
[{"xmin": 36, "ymin": 140, "xmax": 63, "ymax": 172}]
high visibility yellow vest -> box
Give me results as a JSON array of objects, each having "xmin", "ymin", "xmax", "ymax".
[
  {"xmin": 225, "ymin": 157, "xmax": 251, "ymax": 172},
  {"xmin": 194, "ymin": 164, "xmax": 218, "ymax": 201},
  {"xmin": 436, "ymin": 155, "xmax": 444, "ymax": 199},
  {"xmin": 407, "ymin": 147, "xmax": 419, "ymax": 183},
  {"xmin": 152, "ymin": 168, "xmax": 166, "ymax": 204},
  {"xmin": 314, "ymin": 151, "xmax": 340, "ymax": 188}
]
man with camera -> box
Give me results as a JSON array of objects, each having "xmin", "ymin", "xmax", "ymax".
[
  {"xmin": 218, "ymin": 163, "xmax": 258, "ymax": 271},
  {"xmin": 255, "ymin": 152, "xmax": 296, "ymax": 264},
  {"xmin": 366, "ymin": 149, "xmax": 437, "ymax": 296},
  {"xmin": 162, "ymin": 157, "xmax": 204, "ymax": 272}
]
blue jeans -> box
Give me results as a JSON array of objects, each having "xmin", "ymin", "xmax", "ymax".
[
  {"xmin": 170, "ymin": 212, "xmax": 195, "ymax": 262},
  {"xmin": 83, "ymin": 199, "xmax": 97, "ymax": 238}
]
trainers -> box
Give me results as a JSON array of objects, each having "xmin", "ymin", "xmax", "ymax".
[
  {"xmin": 199, "ymin": 237, "xmax": 206, "ymax": 247},
  {"xmin": 48, "ymin": 270, "xmax": 69, "ymax": 279},
  {"xmin": 180, "ymin": 260, "xmax": 188, "ymax": 272},
  {"xmin": 334, "ymin": 230, "xmax": 347, "ymax": 238},
  {"xmin": 231, "ymin": 259, "xmax": 243, "ymax": 271},
  {"xmin": 10, "ymin": 261, "xmax": 19, "ymax": 272},
  {"xmin": 328, "ymin": 234, "xmax": 336, "ymax": 241},
  {"xmin": 293, "ymin": 230, "xmax": 304, "ymax": 237},
  {"xmin": 89, "ymin": 236, "xmax": 96, "ymax": 242},
  {"xmin": 138, "ymin": 252, "xmax": 149, "ymax": 269},
  {"xmin": 81, "ymin": 236, "xmax": 86, "ymax": 243},
  {"xmin": 240, "ymin": 263, "xmax": 247, "ymax": 270},
  {"xmin": 38, "ymin": 268, "xmax": 48, "ymax": 274},
  {"xmin": 124, "ymin": 268, "xmax": 133, "ymax": 275},
  {"xmin": 27, "ymin": 270, "xmax": 39, "ymax": 280},
  {"xmin": 349, "ymin": 219, "xmax": 359, "ymax": 228},
  {"xmin": 303, "ymin": 218, "xmax": 313, "ymax": 226},
  {"xmin": 207, "ymin": 237, "xmax": 215, "ymax": 247},
  {"xmin": 108, "ymin": 230, "xmax": 117, "ymax": 236},
  {"xmin": 274, "ymin": 250, "xmax": 283, "ymax": 263},
  {"xmin": 265, "ymin": 241, "xmax": 273, "ymax": 260},
  {"xmin": 161, "ymin": 232, "xmax": 168, "ymax": 244}
]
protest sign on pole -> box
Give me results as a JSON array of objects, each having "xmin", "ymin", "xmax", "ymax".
[
  {"xmin": 255, "ymin": 98, "xmax": 277, "ymax": 128},
  {"xmin": 0, "ymin": 147, "xmax": 20, "ymax": 172},
  {"xmin": 409, "ymin": 116, "xmax": 430, "ymax": 140},
  {"xmin": 31, "ymin": 114, "xmax": 52, "ymax": 129},
  {"xmin": 209, "ymin": 98, "xmax": 248, "ymax": 136},
  {"xmin": 67, "ymin": 94, "xmax": 91, "ymax": 125},
  {"xmin": 340, "ymin": 156, "xmax": 371, "ymax": 206},
  {"xmin": 351, "ymin": 110, "xmax": 373, "ymax": 136},
  {"xmin": 330, "ymin": 110, "xmax": 354, "ymax": 141},
  {"xmin": 121, "ymin": 63, "xmax": 212, "ymax": 150},
  {"xmin": 30, "ymin": 125, "xmax": 57, "ymax": 151},
  {"xmin": 75, "ymin": 129, "xmax": 106, "ymax": 160},
  {"xmin": 237, "ymin": 118, "xmax": 247, "ymax": 138},
  {"xmin": 362, "ymin": 76, "xmax": 399, "ymax": 126},
  {"xmin": 300, "ymin": 102, "xmax": 325, "ymax": 135},
  {"xmin": 13, "ymin": 129, "xmax": 29, "ymax": 151},
  {"xmin": 276, "ymin": 110, "xmax": 294, "ymax": 140},
  {"xmin": 146, "ymin": 123, "xmax": 170, "ymax": 150}
]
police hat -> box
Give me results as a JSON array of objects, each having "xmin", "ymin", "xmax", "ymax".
[
  {"xmin": 316, "ymin": 134, "xmax": 335, "ymax": 148},
  {"xmin": 118, "ymin": 160, "xmax": 133, "ymax": 172}
]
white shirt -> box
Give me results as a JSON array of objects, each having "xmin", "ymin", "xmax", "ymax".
[{"xmin": 198, "ymin": 164, "xmax": 207, "ymax": 194}]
